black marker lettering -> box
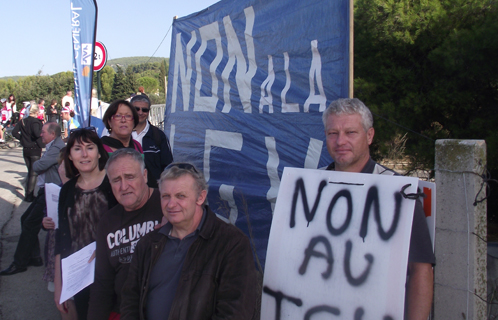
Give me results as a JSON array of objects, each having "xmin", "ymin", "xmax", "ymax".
[
  {"xmin": 290, "ymin": 178, "xmax": 327, "ymax": 228},
  {"xmin": 344, "ymin": 240, "xmax": 374, "ymax": 286},
  {"xmin": 304, "ymin": 305, "xmax": 340, "ymax": 319},
  {"xmin": 298, "ymin": 236, "xmax": 334, "ymax": 279},
  {"xmin": 359, "ymin": 186, "xmax": 402, "ymax": 241},
  {"xmin": 326, "ymin": 189, "xmax": 353, "ymax": 236},
  {"xmin": 263, "ymin": 286, "xmax": 302, "ymax": 320},
  {"xmin": 354, "ymin": 307, "xmax": 364, "ymax": 320}
]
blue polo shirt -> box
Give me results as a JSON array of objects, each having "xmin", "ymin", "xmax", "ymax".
[{"xmin": 146, "ymin": 209, "xmax": 206, "ymax": 320}]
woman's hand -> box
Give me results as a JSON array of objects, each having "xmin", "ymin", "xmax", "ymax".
[
  {"xmin": 54, "ymin": 255, "xmax": 68, "ymax": 314},
  {"xmin": 42, "ymin": 217, "xmax": 55, "ymax": 230}
]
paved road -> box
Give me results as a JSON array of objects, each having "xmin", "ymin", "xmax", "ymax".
[{"xmin": 0, "ymin": 147, "xmax": 60, "ymax": 320}]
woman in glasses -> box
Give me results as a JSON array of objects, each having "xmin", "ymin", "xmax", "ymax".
[
  {"xmin": 101, "ymin": 100, "xmax": 143, "ymax": 154},
  {"xmin": 54, "ymin": 128, "xmax": 117, "ymax": 320}
]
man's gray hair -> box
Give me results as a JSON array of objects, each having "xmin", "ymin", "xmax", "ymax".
[
  {"xmin": 322, "ymin": 98, "xmax": 374, "ymax": 131},
  {"xmin": 130, "ymin": 95, "xmax": 151, "ymax": 108},
  {"xmin": 45, "ymin": 122, "xmax": 61, "ymax": 137},
  {"xmin": 158, "ymin": 163, "xmax": 208, "ymax": 200},
  {"xmin": 105, "ymin": 148, "xmax": 145, "ymax": 173}
]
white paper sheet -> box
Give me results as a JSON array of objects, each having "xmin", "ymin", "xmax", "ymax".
[
  {"xmin": 44, "ymin": 183, "xmax": 61, "ymax": 228},
  {"xmin": 60, "ymin": 242, "xmax": 96, "ymax": 304}
]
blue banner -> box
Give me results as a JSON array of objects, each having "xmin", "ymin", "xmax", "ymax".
[
  {"xmin": 165, "ymin": 0, "xmax": 350, "ymax": 270},
  {"xmin": 70, "ymin": 0, "xmax": 97, "ymax": 127}
]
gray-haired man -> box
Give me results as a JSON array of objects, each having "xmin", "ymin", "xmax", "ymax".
[
  {"xmin": 121, "ymin": 163, "xmax": 258, "ymax": 320},
  {"xmin": 88, "ymin": 149, "xmax": 163, "ymax": 319},
  {"xmin": 323, "ymin": 98, "xmax": 435, "ymax": 320},
  {"xmin": 130, "ymin": 95, "xmax": 173, "ymax": 188}
]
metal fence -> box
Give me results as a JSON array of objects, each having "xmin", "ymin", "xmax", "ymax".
[{"xmin": 149, "ymin": 104, "xmax": 166, "ymax": 131}]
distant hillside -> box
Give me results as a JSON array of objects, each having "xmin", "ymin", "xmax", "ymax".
[
  {"xmin": 0, "ymin": 57, "xmax": 169, "ymax": 80},
  {"xmin": 108, "ymin": 57, "xmax": 168, "ymax": 71},
  {"xmin": 0, "ymin": 75, "xmax": 25, "ymax": 81}
]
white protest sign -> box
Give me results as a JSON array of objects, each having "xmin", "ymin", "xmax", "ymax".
[{"xmin": 261, "ymin": 167, "xmax": 420, "ymax": 320}]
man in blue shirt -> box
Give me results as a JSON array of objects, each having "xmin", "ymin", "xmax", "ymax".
[{"xmin": 121, "ymin": 163, "xmax": 258, "ymax": 320}]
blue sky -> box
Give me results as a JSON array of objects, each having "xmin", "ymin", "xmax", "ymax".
[{"xmin": 0, "ymin": 0, "xmax": 219, "ymax": 77}]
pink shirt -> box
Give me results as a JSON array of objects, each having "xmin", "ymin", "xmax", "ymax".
[{"xmin": 38, "ymin": 105, "xmax": 45, "ymax": 120}]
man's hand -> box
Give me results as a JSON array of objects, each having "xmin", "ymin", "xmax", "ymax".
[{"xmin": 406, "ymin": 262, "xmax": 434, "ymax": 320}]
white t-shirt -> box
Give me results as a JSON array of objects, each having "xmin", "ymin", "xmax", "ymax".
[
  {"xmin": 6, "ymin": 102, "xmax": 16, "ymax": 113},
  {"xmin": 131, "ymin": 121, "xmax": 150, "ymax": 146},
  {"xmin": 62, "ymin": 95, "xmax": 74, "ymax": 111}
]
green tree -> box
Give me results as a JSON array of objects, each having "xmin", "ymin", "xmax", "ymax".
[
  {"xmin": 125, "ymin": 65, "xmax": 138, "ymax": 95},
  {"xmin": 354, "ymin": 0, "xmax": 497, "ymax": 165},
  {"xmin": 137, "ymin": 76, "xmax": 159, "ymax": 95},
  {"xmin": 354, "ymin": 0, "xmax": 498, "ymax": 218},
  {"xmin": 98, "ymin": 66, "xmax": 115, "ymax": 103},
  {"xmin": 111, "ymin": 66, "xmax": 131, "ymax": 100}
]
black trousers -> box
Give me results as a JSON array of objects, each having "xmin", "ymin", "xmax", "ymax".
[
  {"xmin": 74, "ymin": 286, "xmax": 90, "ymax": 320},
  {"xmin": 23, "ymin": 152, "xmax": 40, "ymax": 198},
  {"xmin": 13, "ymin": 188, "xmax": 45, "ymax": 267}
]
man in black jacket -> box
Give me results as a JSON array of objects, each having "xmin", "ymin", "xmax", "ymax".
[
  {"xmin": 120, "ymin": 163, "xmax": 258, "ymax": 320},
  {"xmin": 130, "ymin": 95, "xmax": 173, "ymax": 188}
]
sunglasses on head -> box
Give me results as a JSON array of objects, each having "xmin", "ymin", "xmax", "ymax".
[
  {"xmin": 135, "ymin": 107, "xmax": 150, "ymax": 113},
  {"xmin": 165, "ymin": 162, "xmax": 199, "ymax": 173},
  {"xmin": 69, "ymin": 126, "xmax": 97, "ymax": 135}
]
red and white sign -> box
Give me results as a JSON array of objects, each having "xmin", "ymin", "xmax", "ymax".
[{"xmin": 94, "ymin": 41, "xmax": 107, "ymax": 72}]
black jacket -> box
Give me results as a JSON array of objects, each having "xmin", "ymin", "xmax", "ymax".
[
  {"xmin": 120, "ymin": 207, "xmax": 258, "ymax": 320},
  {"xmin": 12, "ymin": 116, "xmax": 44, "ymax": 155},
  {"xmin": 142, "ymin": 123, "xmax": 173, "ymax": 188}
]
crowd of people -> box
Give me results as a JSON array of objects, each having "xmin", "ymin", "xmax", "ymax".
[
  {"xmin": 0, "ymin": 95, "xmax": 435, "ymax": 320},
  {"xmin": 0, "ymin": 94, "xmax": 17, "ymax": 142},
  {"xmin": 0, "ymin": 94, "xmax": 61, "ymax": 143}
]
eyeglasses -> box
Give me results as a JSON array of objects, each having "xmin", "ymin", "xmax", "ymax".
[
  {"xmin": 135, "ymin": 107, "xmax": 150, "ymax": 113},
  {"xmin": 165, "ymin": 162, "xmax": 199, "ymax": 173},
  {"xmin": 111, "ymin": 114, "xmax": 134, "ymax": 121},
  {"xmin": 69, "ymin": 126, "xmax": 97, "ymax": 135}
]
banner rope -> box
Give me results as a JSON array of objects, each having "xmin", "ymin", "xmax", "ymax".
[{"xmin": 146, "ymin": 23, "xmax": 173, "ymax": 64}]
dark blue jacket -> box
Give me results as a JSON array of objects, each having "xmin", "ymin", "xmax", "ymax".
[{"xmin": 142, "ymin": 123, "xmax": 173, "ymax": 188}]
